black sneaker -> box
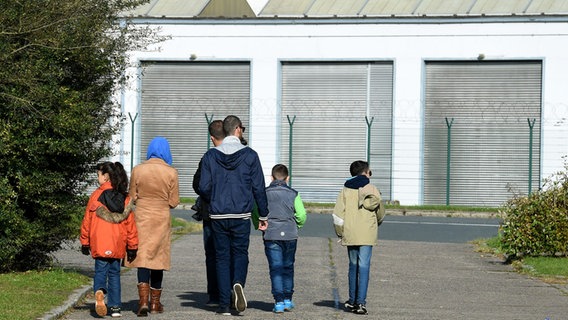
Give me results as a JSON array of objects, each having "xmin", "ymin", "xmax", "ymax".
[
  {"xmin": 344, "ymin": 300, "xmax": 356, "ymax": 311},
  {"xmin": 353, "ymin": 304, "xmax": 368, "ymax": 315},
  {"xmin": 216, "ymin": 306, "xmax": 231, "ymax": 316},
  {"xmin": 109, "ymin": 306, "xmax": 121, "ymax": 318}
]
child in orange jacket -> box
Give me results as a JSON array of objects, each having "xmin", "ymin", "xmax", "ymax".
[{"xmin": 80, "ymin": 161, "xmax": 138, "ymax": 318}]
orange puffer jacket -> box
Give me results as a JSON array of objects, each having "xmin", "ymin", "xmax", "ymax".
[{"xmin": 80, "ymin": 181, "xmax": 138, "ymax": 259}]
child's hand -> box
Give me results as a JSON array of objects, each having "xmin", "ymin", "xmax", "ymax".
[
  {"xmin": 126, "ymin": 249, "xmax": 137, "ymax": 263},
  {"xmin": 258, "ymin": 220, "xmax": 268, "ymax": 231}
]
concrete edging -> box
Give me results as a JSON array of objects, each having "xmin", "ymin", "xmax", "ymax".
[{"xmin": 39, "ymin": 285, "xmax": 91, "ymax": 320}]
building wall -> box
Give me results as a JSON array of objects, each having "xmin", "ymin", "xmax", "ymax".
[{"xmin": 119, "ymin": 20, "xmax": 568, "ymax": 205}]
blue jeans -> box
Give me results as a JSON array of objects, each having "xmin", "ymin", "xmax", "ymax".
[
  {"xmin": 211, "ymin": 218, "xmax": 251, "ymax": 307},
  {"xmin": 347, "ymin": 245, "xmax": 373, "ymax": 305},
  {"xmin": 203, "ymin": 219, "xmax": 219, "ymax": 301},
  {"xmin": 264, "ymin": 239, "xmax": 297, "ymax": 302},
  {"xmin": 94, "ymin": 258, "xmax": 122, "ymax": 308}
]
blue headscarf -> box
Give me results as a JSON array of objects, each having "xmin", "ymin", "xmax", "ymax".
[{"xmin": 146, "ymin": 136, "xmax": 173, "ymax": 165}]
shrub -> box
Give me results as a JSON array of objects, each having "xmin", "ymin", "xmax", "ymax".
[
  {"xmin": 0, "ymin": 0, "xmax": 163, "ymax": 272},
  {"xmin": 500, "ymin": 160, "xmax": 568, "ymax": 258}
]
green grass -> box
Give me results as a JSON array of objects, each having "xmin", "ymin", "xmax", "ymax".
[
  {"xmin": 171, "ymin": 216, "xmax": 203, "ymax": 237},
  {"xmin": 180, "ymin": 197, "xmax": 196, "ymax": 204},
  {"xmin": 0, "ymin": 268, "xmax": 90, "ymax": 320},
  {"xmin": 521, "ymin": 256, "xmax": 568, "ymax": 278},
  {"xmin": 473, "ymin": 236, "xmax": 568, "ymax": 283},
  {"xmin": 390, "ymin": 204, "xmax": 499, "ymax": 212}
]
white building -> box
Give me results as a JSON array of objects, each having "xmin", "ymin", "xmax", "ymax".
[{"xmin": 118, "ymin": 0, "xmax": 568, "ymax": 207}]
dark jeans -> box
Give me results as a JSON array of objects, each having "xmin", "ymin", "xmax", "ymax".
[
  {"xmin": 211, "ymin": 218, "xmax": 251, "ymax": 308},
  {"xmin": 203, "ymin": 219, "xmax": 219, "ymax": 302},
  {"xmin": 94, "ymin": 258, "xmax": 121, "ymax": 307},
  {"xmin": 264, "ymin": 239, "xmax": 297, "ymax": 302}
]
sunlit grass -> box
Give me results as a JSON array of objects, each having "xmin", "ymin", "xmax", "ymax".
[
  {"xmin": 521, "ymin": 256, "xmax": 568, "ymax": 278},
  {"xmin": 0, "ymin": 269, "xmax": 90, "ymax": 320}
]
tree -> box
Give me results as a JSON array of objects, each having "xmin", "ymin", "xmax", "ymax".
[{"xmin": 0, "ymin": 0, "xmax": 162, "ymax": 271}]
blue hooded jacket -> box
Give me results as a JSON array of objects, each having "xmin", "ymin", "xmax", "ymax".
[{"xmin": 198, "ymin": 136, "xmax": 268, "ymax": 220}]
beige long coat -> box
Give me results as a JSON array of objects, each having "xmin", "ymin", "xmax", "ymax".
[{"xmin": 126, "ymin": 158, "xmax": 180, "ymax": 270}]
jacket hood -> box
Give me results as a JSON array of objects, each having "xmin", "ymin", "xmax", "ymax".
[
  {"xmin": 211, "ymin": 136, "xmax": 249, "ymax": 170},
  {"xmin": 98, "ymin": 189, "xmax": 126, "ymax": 213},
  {"xmin": 344, "ymin": 175, "xmax": 370, "ymax": 189},
  {"xmin": 146, "ymin": 136, "xmax": 173, "ymax": 165},
  {"xmin": 96, "ymin": 200, "xmax": 134, "ymax": 224}
]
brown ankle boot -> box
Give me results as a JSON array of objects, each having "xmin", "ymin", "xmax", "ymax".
[
  {"xmin": 137, "ymin": 282, "xmax": 150, "ymax": 317},
  {"xmin": 150, "ymin": 287, "xmax": 164, "ymax": 314}
]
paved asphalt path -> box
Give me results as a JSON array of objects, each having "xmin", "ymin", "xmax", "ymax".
[
  {"xmin": 49, "ymin": 211, "xmax": 567, "ymax": 320},
  {"xmin": 172, "ymin": 210, "xmax": 501, "ymax": 243}
]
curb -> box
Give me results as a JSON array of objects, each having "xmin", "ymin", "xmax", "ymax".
[
  {"xmin": 39, "ymin": 285, "xmax": 91, "ymax": 320},
  {"xmin": 175, "ymin": 204, "xmax": 500, "ymax": 219}
]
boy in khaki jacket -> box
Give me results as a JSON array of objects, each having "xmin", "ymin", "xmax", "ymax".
[{"xmin": 332, "ymin": 160, "xmax": 385, "ymax": 315}]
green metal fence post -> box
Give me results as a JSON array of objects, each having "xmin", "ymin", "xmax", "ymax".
[
  {"xmin": 445, "ymin": 117, "xmax": 454, "ymax": 206},
  {"xmin": 205, "ymin": 113, "xmax": 214, "ymax": 150},
  {"xmin": 365, "ymin": 116, "xmax": 374, "ymax": 163},
  {"xmin": 287, "ymin": 115, "xmax": 296, "ymax": 187},
  {"xmin": 128, "ymin": 112, "xmax": 138, "ymax": 172},
  {"xmin": 527, "ymin": 118, "xmax": 536, "ymax": 195}
]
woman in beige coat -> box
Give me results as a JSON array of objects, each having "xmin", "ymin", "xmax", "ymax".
[{"xmin": 126, "ymin": 136, "xmax": 180, "ymax": 316}]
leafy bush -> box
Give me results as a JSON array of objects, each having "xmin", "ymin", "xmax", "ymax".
[
  {"xmin": 0, "ymin": 0, "xmax": 163, "ymax": 272},
  {"xmin": 500, "ymin": 160, "xmax": 568, "ymax": 258}
]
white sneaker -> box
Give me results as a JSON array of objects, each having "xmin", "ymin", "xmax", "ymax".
[
  {"xmin": 232, "ymin": 283, "xmax": 247, "ymax": 312},
  {"xmin": 110, "ymin": 306, "xmax": 121, "ymax": 318}
]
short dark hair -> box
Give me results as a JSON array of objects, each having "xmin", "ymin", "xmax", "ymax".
[
  {"xmin": 349, "ymin": 160, "xmax": 369, "ymax": 177},
  {"xmin": 271, "ymin": 164, "xmax": 289, "ymax": 180},
  {"xmin": 223, "ymin": 115, "xmax": 242, "ymax": 136},
  {"xmin": 208, "ymin": 120, "xmax": 225, "ymax": 140}
]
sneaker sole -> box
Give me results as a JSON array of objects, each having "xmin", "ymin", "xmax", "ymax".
[
  {"xmin": 233, "ymin": 283, "xmax": 247, "ymax": 312},
  {"xmin": 95, "ymin": 290, "xmax": 107, "ymax": 317},
  {"xmin": 216, "ymin": 308, "xmax": 231, "ymax": 316}
]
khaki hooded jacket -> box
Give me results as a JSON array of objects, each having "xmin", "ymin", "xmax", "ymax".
[{"xmin": 333, "ymin": 182, "xmax": 385, "ymax": 246}]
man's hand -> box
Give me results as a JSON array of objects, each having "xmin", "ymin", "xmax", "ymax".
[
  {"xmin": 258, "ymin": 220, "xmax": 268, "ymax": 231},
  {"xmin": 81, "ymin": 245, "xmax": 90, "ymax": 256}
]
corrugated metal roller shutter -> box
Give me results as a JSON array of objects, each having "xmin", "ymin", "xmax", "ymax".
[
  {"xmin": 424, "ymin": 61, "xmax": 542, "ymax": 207},
  {"xmin": 280, "ymin": 62, "xmax": 393, "ymax": 202},
  {"xmin": 139, "ymin": 61, "xmax": 251, "ymax": 197}
]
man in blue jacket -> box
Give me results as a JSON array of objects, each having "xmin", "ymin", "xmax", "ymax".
[{"xmin": 198, "ymin": 115, "xmax": 269, "ymax": 315}]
